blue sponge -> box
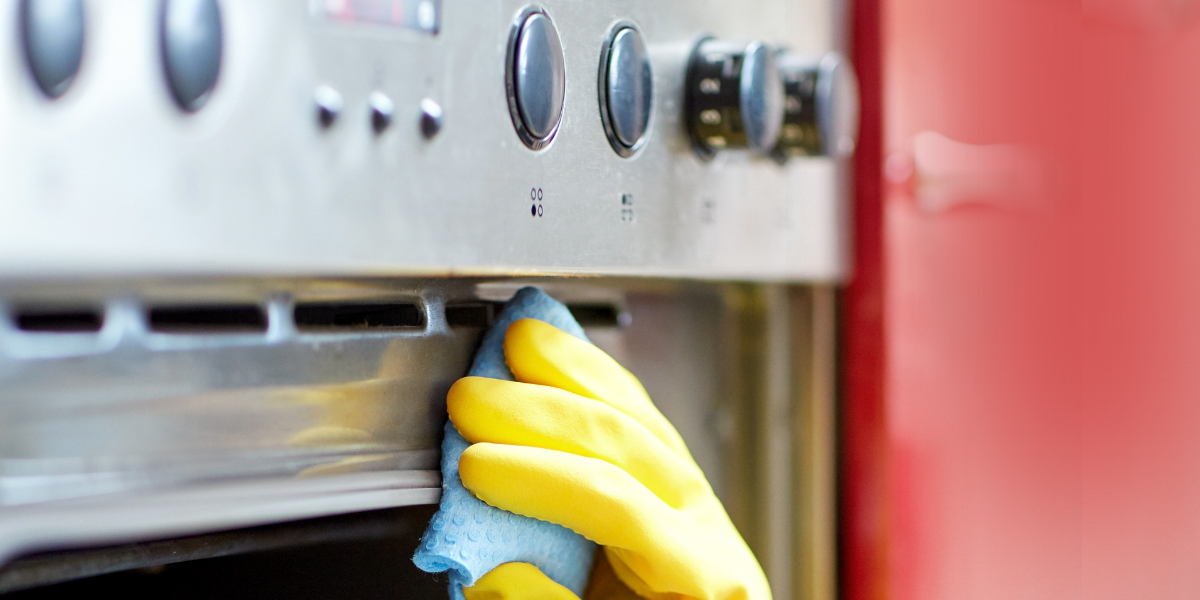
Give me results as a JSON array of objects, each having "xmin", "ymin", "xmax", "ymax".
[{"xmin": 413, "ymin": 287, "xmax": 597, "ymax": 599}]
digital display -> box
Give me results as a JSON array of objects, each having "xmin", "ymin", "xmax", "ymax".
[{"xmin": 314, "ymin": 0, "xmax": 440, "ymax": 34}]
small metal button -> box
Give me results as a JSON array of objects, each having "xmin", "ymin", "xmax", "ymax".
[
  {"xmin": 420, "ymin": 98, "xmax": 443, "ymax": 139},
  {"xmin": 369, "ymin": 91, "xmax": 394, "ymax": 134},
  {"xmin": 506, "ymin": 9, "xmax": 565, "ymax": 149},
  {"xmin": 600, "ymin": 25, "xmax": 652, "ymax": 156},
  {"xmin": 160, "ymin": 0, "xmax": 223, "ymax": 111},
  {"xmin": 314, "ymin": 85, "xmax": 342, "ymax": 128},
  {"xmin": 20, "ymin": 0, "xmax": 85, "ymax": 99}
]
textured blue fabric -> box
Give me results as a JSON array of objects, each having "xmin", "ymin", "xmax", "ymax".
[{"xmin": 413, "ymin": 287, "xmax": 597, "ymax": 599}]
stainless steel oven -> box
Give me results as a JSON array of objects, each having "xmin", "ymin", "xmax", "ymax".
[{"xmin": 0, "ymin": 1, "xmax": 853, "ymax": 598}]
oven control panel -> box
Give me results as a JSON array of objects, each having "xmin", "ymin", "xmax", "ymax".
[{"xmin": 0, "ymin": 0, "xmax": 854, "ymax": 281}]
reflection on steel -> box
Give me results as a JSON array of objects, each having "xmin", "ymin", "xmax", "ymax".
[
  {"xmin": 314, "ymin": 0, "xmax": 441, "ymax": 33},
  {"xmin": 0, "ymin": 279, "xmax": 481, "ymax": 519},
  {"xmin": 0, "ymin": 492, "xmax": 437, "ymax": 593}
]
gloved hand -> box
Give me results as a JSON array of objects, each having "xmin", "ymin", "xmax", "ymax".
[
  {"xmin": 463, "ymin": 562, "xmax": 581, "ymax": 600},
  {"xmin": 453, "ymin": 318, "xmax": 771, "ymax": 600}
]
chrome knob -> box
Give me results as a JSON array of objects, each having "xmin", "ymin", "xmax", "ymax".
[
  {"xmin": 773, "ymin": 52, "xmax": 860, "ymax": 159},
  {"xmin": 20, "ymin": 0, "xmax": 85, "ymax": 99},
  {"xmin": 685, "ymin": 39, "xmax": 784, "ymax": 159},
  {"xmin": 599, "ymin": 23, "xmax": 653, "ymax": 157},
  {"xmin": 505, "ymin": 7, "xmax": 566, "ymax": 150},
  {"xmin": 160, "ymin": 0, "xmax": 223, "ymax": 112}
]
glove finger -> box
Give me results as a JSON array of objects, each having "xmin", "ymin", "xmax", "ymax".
[
  {"xmin": 504, "ymin": 319, "xmax": 691, "ymax": 459},
  {"xmin": 463, "ymin": 562, "xmax": 581, "ymax": 600},
  {"xmin": 459, "ymin": 443, "xmax": 675, "ymax": 556},
  {"xmin": 583, "ymin": 549, "xmax": 644, "ymax": 600},
  {"xmin": 449, "ymin": 377, "xmax": 708, "ymax": 508}
]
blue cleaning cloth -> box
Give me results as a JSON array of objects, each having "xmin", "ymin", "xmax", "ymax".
[{"xmin": 413, "ymin": 287, "xmax": 597, "ymax": 599}]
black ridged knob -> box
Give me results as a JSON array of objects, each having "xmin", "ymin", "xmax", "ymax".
[
  {"xmin": 773, "ymin": 52, "xmax": 860, "ymax": 159},
  {"xmin": 685, "ymin": 39, "xmax": 784, "ymax": 159}
]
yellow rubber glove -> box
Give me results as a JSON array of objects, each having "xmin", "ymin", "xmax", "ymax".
[
  {"xmin": 450, "ymin": 318, "xmax": 771, "ymax": 600},
  {"xmin": 463, "ymin": 550, "xmax": 644, "ymax": 600},
  {"xmin": 463, "ymin": 563, "xmax": 581, "ymax": 600}
]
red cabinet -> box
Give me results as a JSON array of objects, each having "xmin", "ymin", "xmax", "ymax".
[{"xmin": 839, "ymin": 0, "xmax": 1200, "ymax": 597}]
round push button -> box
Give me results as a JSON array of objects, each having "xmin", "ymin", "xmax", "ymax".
[
  {"xmin": 506, "ymin": 8, "xmax": 565, "ymax": 149},
  {"xmin": 160, "ymin": 0, "xmax": 223, "ymax": 112},
  {"xmin": 20, "ymin": 0, "xmax": 85, "ymax": 99},
  {"xmin": 600, "ymin": 24, "xmax": 652, "ymax": 157}
]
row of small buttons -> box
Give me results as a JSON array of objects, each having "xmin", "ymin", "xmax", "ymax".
[
  {"xmin": 312, "ymin": 85, "xmax": 444, "ymax": 140},
  {"xmin": 20, "ymin": 0, "xmax": 222, "ymax": 111}
]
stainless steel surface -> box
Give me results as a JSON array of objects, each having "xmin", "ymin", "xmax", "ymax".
[
  {"xmin": 0, "ymin": 506, "xmax": 432, "ymax": 594},
  {"xmin": 0, "ymin": 504, "xmax": 447, "ymax": 598},
  {"xmin": 0, "ymin": 0, "xmax": 848, "ymax": 281},
  {"xmin": 0, "ymin": 471, "xmax": 439, "ymax": 568},
  {"xmin": 507, "ymin": 7, "xmax": 566, "ymax": 148},
  {"xmin": 159, "ymin": 0, "xmax": 223, "ymax": 111},
  {"xmin": 599, "ymin": 23, "xmax": 652, "ymax": 155},
  {"xmin": 0, "ymin": 276, "xmax": 481, "ymax": 565},
  {"xmin": 19, "ymin": 0, "xmax": 84, "ymax": 99},
  {"xmin": 0, "ymin": 283, "xmax": 477, "ymax": 510}
]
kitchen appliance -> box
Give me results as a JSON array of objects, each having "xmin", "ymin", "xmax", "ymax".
[{"xmin": 0, "ymin": 1, "xmax": 854, "ymax": 598}]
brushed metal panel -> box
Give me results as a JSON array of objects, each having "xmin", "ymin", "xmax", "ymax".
[{"xmin": 0, "ymin": 0, "xmax": 847, "ymax": 281}]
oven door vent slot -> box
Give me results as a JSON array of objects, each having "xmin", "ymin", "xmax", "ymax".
[
  {"xmin": 148, "ymin": 305, "xmax": 268, "ymax": 334},
  {"xmin": 444, "ymin": 303, "xmax": 498, "ymax": 328},
  {"xmin": 294, "ymin": 302, "xmax": 423, "ymax": 331},
  {"xmin": 13, "ymin": 308, "xmax": 104, "ymax": 333},
  {"xmin": 567, "ymin": 303, "xmax": 625, "ymax": 328}
]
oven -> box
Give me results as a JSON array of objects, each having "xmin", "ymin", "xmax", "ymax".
[{"xmin": 0, "ymin": 1, "xmax": 854, "ymax": 598}]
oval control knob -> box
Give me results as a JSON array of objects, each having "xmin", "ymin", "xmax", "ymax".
[
  {"xmin": 599, "ymin": 23, "xmax": 653, "ymax": 157},
  {"xmin": 20, "ymin": 0, "xmax": 85, "ymax": 99},
  {"xmin": 505, "ymin": 7, "xmax": 566, "ymax": 150},
  {"xmin": 773, "ymin": 52, "xmax": 860, "ymax": 159},
  {"xmin": 685, "ymin": 39, "xmax": 784, "ymax": 158},
  {"xmin": 160, "ymin": 0, "xmax": 223, "ymax": 112}
]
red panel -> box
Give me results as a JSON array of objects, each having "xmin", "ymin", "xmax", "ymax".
[
  {"xmin": 1081, "ymin": 15, "xmax": 1200, "ymax": 600},
  {"xmin": 845, "ymin": 0, "xmax": 1084, "ymax": 598}
]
